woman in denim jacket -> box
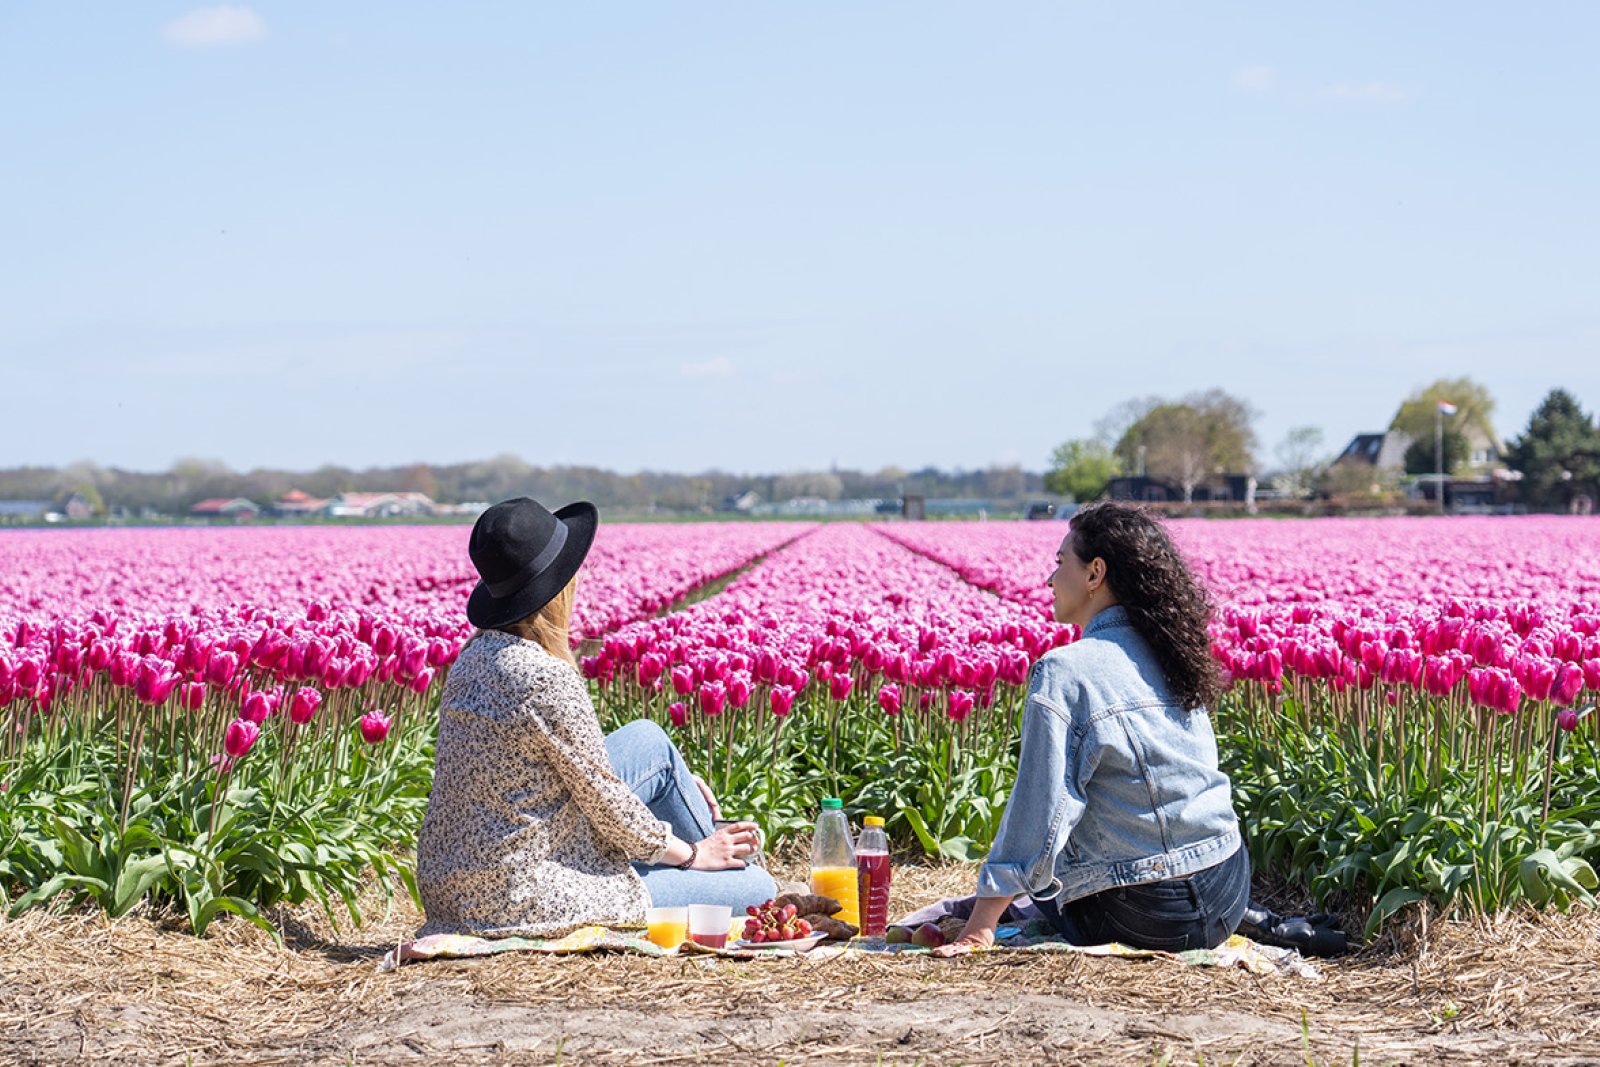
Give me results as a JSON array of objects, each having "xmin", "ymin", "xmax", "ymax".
[{"xmin": 936, "ymin": 502, "xmax": 1250, "ymax": 955}]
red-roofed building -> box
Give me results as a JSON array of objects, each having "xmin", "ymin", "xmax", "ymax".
[
  {"xmin": 189, "ymin": 498, "xmax": 261, "ymax": 520},
  {"xmin": 273, "ymin": 489, "xmax": 329, "ymax": 517}
]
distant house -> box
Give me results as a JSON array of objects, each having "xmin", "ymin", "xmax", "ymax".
[
  {"xmin": 1461, "ymin": 424, "xmax": 1503, "ymax": 471},
  {"xmin": 190, "ymin": 497, "xmax": 261, "ymax": 520},
  {"xmin": 324, "ymin": 491, "xmax": 436, "ymax": 518},
  {"xmin": 273, "ymin": 489, "xmax": 329, "ymax": 517},
  {"xmin": 1333, "ymin": 431, "xmax": 1413, "ymax": 473},
  {"xmin": 52, "ymin": 492, "xmax": 95, "ymax": 520},
  {"xmin": 721, "ymin": 490, "xmax": 762, "ymax": 513}
]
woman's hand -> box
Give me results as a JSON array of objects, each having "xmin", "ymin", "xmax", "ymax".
[
  {"xmin": 930, "ymin": 895, "xmax": 1012, "ymax": 958},
  {"xmin": 930, "ymin": 922, "xmax": 996, "ymax": 957},
  {"xmin": 691, "ymin": 774, "xmax": 722, "ymax": 821},
  {"xmin": 693, "ymin": 820, "xmax": 760, "ymax": 870}
]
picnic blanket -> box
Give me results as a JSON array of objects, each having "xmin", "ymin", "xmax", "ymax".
[{"xmin": 378, "ymin": 919, "xmax": 1320, "ymax": 979}]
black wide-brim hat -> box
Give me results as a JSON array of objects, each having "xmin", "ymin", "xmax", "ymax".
[{"xmin": 466, "ymin": 498, "xmax": 598, "ymax": 629}]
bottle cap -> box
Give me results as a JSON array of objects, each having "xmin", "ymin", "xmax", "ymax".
[
  {"xmin": 863, "ymin": 816, "xmax": 884, "ymax": 827},
  {"xmin": 821, "ymin": 797, "xmax": 843, "ymax": 810}
]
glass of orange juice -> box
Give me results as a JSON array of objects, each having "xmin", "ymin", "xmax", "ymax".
[{"xmin": 646, "ymin": 906, "xmax": 688, "ymax": 949}]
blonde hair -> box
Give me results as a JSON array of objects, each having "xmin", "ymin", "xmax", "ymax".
[{"xmin": 496, "ymin": 574, "xmax": 579, "ymax": 664}]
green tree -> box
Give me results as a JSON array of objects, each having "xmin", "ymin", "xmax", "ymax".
[
  {"xmin": 1389, "ymin": 378, "xmax": 1498, "ymax": 465},
  {"xmin": 1403, "ymin": 430, "xmax": 1469, "ymax": 476},
  {"xmin": 1113, "ymin": 389, "xmax": 1258, "ymax": 503},
  {"xmin": 1272, "ymin": 425, "xmax": 1326, "ymax": 498},
  {"xmin": 1045, "ymin": 439, "xmax": 1120, "ymax": 501},
  {"xmin": 1506, "ymin": 388, "xmax": 1600, "ymax": 511}
]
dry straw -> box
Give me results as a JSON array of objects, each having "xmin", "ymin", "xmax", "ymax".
[{"xmin": 2, "ymin": 857, "xmax": 1598, "ymax": 1065}]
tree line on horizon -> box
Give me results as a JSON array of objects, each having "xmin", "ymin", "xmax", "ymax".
[{"xmin": 0, "ymin": 457, "xmax": 1045, "ymax": 518}]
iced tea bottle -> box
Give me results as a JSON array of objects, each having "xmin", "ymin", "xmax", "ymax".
[
  {"xmin": 855, "ymin": 815, "xmax": 891, "ymax": 938},
  {"xmin": 809, "ymin": 797, "xmax": 859, "ymax": 928}
]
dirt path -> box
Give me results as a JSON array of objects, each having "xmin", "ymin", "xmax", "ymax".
[
  {"xmin": 4, "ymin": 862, "xmax": 1597, "ymax": 1066},
  {"xmin": 6, "ymin": 907, "xmax": 1597, "ymax": 1066}
]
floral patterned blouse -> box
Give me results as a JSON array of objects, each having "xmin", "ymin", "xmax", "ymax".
[{"xmin": 415, "ymin": 630, "xmax": 670, "ymax": 938}]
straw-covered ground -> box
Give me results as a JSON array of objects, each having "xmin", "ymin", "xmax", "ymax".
[{"xmin": 3, "ymin": 856, "xmax": 1598, "ymax": 1066}]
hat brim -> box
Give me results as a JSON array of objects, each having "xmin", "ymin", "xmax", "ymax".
[{"xmin": 466, "ymin": 501, "xmax": 598, "ymax": 630}]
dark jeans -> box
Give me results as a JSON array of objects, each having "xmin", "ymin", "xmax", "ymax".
[{"xmin": 1033, "ymin": 844, "xmax": 1252, "ymax": 952}]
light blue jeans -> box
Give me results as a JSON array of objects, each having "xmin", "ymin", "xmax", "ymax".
[{"xmin": 603, "ymin": 720, "xmax": 776, "ymax": 911}]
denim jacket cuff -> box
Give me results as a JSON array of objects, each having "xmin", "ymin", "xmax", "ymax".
[{"xmin": 976, "ymin": 861, "xmax": 1038, "ymax": 899}]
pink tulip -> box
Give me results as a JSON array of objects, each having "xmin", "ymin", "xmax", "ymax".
[
  {"xmin": 288, "ymin": 686, "xmax": 321, "ymax": 725},
  {"xmin": 134, "ymin": 663, "xmax": 181, "ymax": 705},
  {"xmin": 877, "ymin": 683, "xmax": 902, "ymax": 716},
  {"xmin": 1422, "ymin": 656, "xmax": 1459, "ymax": 697},
  {"xmin": 698, "ymin": 680, "xmax": 727, "ymax": 717},
  {"xmin": 769, "ymin": 685, "xmax": 796, "ymax": 718},
  {"xmin": 829, "ymin": 672, "xmax": 854, "ymax": 702},
  {"xmin": 359, "ymin": 710, "xmax": 392, "ymax": 745},
  {"xmin": 670, "ymin": 665, "xmax": 695, "ymax": 696},
  {"xmin": 241, "ymin": 690, "xmax": 272, "ymax": 724},
  {"xmin": 947, "ymin": 689, "xmax": 976, "ymax": 723},
  {"xmin": 15, "ymin": 658, "xmax": 42, "ymax": 691},
  {"xmin": 252, "ymin": 629, "xmax": 289, "ymax": 669},
  {"xmin": 55, "ymin": 643, "xmax": 83, "ymax": 675},
  {"xmin": 86, "ymin": 639, "xmax": 114, "ymax": 672},
  {"xmin": 637, "ymin": 653, "xmax": 666, "ymax": 686},
  {"xmin": 1556, "ymin": 706, "xmax": 1581, "ymax": 732},
  {"xmin": 1551, "ymin": 663, "xmax": 1585, "ymax": 707},
  {"xmin": 223, "ymin": 718, "xmax": 260, "ymax": 759},
  {"xmin": 668, "ymin": 701, "xmax": 689, "ymax": 727},
  {"xmin": 206, "ymin": 650, "xmax": 240, "ymax": 687},
  {"xmin": 179, "ymin": 681, "xmax": 207, "ymax": 710},
  {"xmin": 727, "ymin": 674, "xmax": 752, "ymax": 709},
  {"xmin": 283, "ymin": 642, "xmax": 307, "ymax": 681},
  {"xmin": 1515, "ymin": 655, "xmax": 1557, "ymax": 703}
]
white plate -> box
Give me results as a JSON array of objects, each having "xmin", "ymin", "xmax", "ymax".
[{"xmin": 733, "ymin": 932, "xmax": 828, "ymax": 951}]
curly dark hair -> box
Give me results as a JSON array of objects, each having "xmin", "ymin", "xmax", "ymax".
[{"xmin": 1069, "ymin": 501, "xmax": 1221, "ymax": 711}]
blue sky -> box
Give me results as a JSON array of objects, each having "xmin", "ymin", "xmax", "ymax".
[{"xmin": 4, "ymin": 3, "xmax": 1597, "ymax": 476}]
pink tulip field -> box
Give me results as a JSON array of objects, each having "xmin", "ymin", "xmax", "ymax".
[
  {"xmin": 2, "ymin": 515, "xmax": 1598, "ymax": 935},
  {"xmin": 0, "ymin": 522, "xmax": 809, "ymax": 933},
  {"xmin": 880, "ymin": 517, "xmax": 1600, "ymax": 927}
]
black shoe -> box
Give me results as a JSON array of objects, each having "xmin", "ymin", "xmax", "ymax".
[{"xmin": 1239, "ymin": 902, "xmax": 1349, "ymax": 957}]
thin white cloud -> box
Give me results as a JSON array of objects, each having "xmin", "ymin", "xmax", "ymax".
[
  {"xmin": 1318, "ymin": 81, "xmax": 1414, "ymax": 105},
  {"xmin": 1232, "ymin": 66, "xmax": 1275, "ymax": 92},
  {"xmin": 163, "ymin": 6, "xmax": 268, "ymax": 48},
  {"xmin": 679, "ymin": 356, "xmax": 735, "ymax": 379}
]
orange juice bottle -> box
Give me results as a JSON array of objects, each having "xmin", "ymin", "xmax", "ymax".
[{"xmin": 809, "ymin": 797, "xmax": 859, "ymax": 929}]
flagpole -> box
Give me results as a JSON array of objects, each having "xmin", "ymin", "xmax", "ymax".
[{"xmin": 1435, "ymin": 405, "xmax": 1444, "ymax": 514}]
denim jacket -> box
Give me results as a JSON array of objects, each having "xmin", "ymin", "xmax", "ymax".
[{"xmin": 977, "ymin": 605, "xmax": 1240, "ymax": 904}]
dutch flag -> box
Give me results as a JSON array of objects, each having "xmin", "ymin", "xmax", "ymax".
[{"xmin": 1436, "ymin": 400, "xmax": 1458, "ymax": 416}]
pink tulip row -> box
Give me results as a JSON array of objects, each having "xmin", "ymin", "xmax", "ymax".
[
  {"xmin": 0, "ymin": 523, "xmax": 814, "ymax": 759},
  {"xmin": 580, "ymin": 524, "xmax": 1071, "ymax": 721},
  {"xmin": 0, "ymin": 522, "xmax": 813, "ymax": 641},
  {"xmin": 876, "ymin": 518, "xmax": 1600, "ymax": 718}
]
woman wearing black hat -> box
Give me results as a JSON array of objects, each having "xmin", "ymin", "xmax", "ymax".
[{"xmin": 415, "ymin": 498, "xmax": 775, "ymax": 938}]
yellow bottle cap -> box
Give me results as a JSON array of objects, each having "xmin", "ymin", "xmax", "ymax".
[{"xmin": 863, "ymin": 816, "xmax": 885, "ymax": 827}]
